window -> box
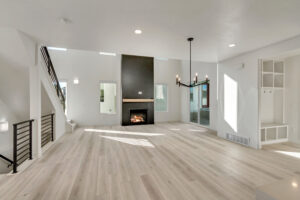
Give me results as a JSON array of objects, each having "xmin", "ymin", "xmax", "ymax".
[
  {"xmin": 224, "ymin": 74, "xmax": 238, "ymax": 132},
  {"xmin": 190, "ymin": 87, "xmax": 198, "ymax": 123},
  {"xmin": 59, "ymin": 81, "xmax": 67, "ymax": 115},
  {"xmin": 199, "ymin": 83, "xmax": 210, "ymax": 126},
  {"xmin": 100, "ymin": 83, "xmax": 117, "ymax": 114},
  {"xmin": 190, "ymin": 83, "xmax": 210, "ymax": 126},
  {"xmin": 155, "ymin": 84, "xmax": 167, "ymax": 112},
  {"xmin": 200, "ymin": 84, "xmax": 209, "ymax": 108}
]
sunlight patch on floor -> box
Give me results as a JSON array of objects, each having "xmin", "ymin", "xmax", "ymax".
[
  {"xmin": 188, "ymin": 128, "xmax": 207, "ymax": 133},
  {"xmin": 274, "ymin": 150, "xmax": 300, "ymax": 159},
  {"xmin": 85, "ymin": 128, "xmax": 164, "ymax": 136},
  {"xmin": 100, "ymin": 136, "xmax": 155, "ymax": 148},
  {"xmin": 169, "ymin": 128, "xmax": 180, "ymax": 131}
]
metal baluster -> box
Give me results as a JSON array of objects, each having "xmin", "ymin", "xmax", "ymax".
[
  {"xmin": 13, "ymin": 124, "xmax": 17, "ymax": 173},
  {"xmin": 29, "ymin": 121, "xmax": 33, "ymax": 160},
  {"xmin": 51, "ymin": 114, "xmax": 54, "ymax": 141}
]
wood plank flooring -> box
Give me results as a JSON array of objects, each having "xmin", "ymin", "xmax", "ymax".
[{"xmin": 0, "ymin": 122, "xmax": 300, "ymax": 200}]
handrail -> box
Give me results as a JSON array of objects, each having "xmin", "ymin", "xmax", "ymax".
[
  {"xmin": 13, "ymin": 119, "xmax": 34, "ymax": 173},
  {"xmin": 0, "ymin": 154, "xmax": 13, "ymax": 167},
  {"xmin": 40, "ymin": 46, "xmax": 65, "ymax": 111}
]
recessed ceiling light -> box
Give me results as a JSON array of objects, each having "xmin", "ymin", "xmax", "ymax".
[
  {"xmin": 292, "ymin": 182, "xmax": 298, "ymax": 188},
  {"xmin": 47, "ymin": 47, "xmax": 67, "ymax": 51},
  {"xmin": 228, "ymin": 44, "xmax": 236, "ymax": 48},
  {"xmin": 99, "ymin": 52, "xmax": 116, "ymax": 56},
  {"xmin": 134, "ymin": 29, "xmax": 142, "ymax": 34}
]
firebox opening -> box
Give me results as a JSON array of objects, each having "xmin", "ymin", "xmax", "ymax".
[{"xmin": 130, "ymin": 109, "xmax": 147, "ymax": 125}]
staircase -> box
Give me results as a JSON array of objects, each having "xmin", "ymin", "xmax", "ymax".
[
  {"xmin": 0, "ymin": 46, "xmax": 66, "ymax": 174},
  {"xmin": 40, "ymin": 46, "xmax": 66, "ymax": 111}
]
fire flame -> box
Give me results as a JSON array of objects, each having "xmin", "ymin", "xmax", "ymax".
[{"xmin": 131, "ymin": 115, "xmax": 145, "ymax": 123}]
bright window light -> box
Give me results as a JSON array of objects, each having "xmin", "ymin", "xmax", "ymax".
[
  {"xmin": 47, "ymin": 47, "xmax": 67, "ymax": 51},
  {"xmin": 224, "ymin": 74, "xmax": 238, "ymax": 132},
  {"xmin": 73, "ymin": 78, "xmax": 79, "ymax": 84},
  {"xmin": 100, "ymin": 83, "xmax": 117, "ymax": 114},
  {"xmin": 155, "ymin": 84, "xmax": 168, "ymax": 112},
  {"xmin": 99, "ymin": 52, "xmax": 116, "ymax": 56}
]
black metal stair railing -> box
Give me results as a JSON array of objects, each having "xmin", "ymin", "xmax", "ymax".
[
  {"xmin": 41, "ymin": 113, "xmax": 54, "ymax": 147},
  {"xmin": 40, "ymin": 46, "xmax": 66, "ymax": 111},
  {"xmin": 13, "ymin": 119, "xmax": 34, "ymax": 173},
  {"xmin": 0, "ymin": 154, "xmax": 13, "ymax": 168}
]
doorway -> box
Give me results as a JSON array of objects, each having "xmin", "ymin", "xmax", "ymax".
[{"xmin": 190, "ymin": 83, "xmax": 210, "ymax": 126}]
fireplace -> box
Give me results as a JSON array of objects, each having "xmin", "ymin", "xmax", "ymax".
[
  {"xmin": 121, "ymin": 55, "xmax": 154, "ymax": 126},
  {"xmin": 130, "ymin": 109, "xmax": 147, "ymax": 125}
]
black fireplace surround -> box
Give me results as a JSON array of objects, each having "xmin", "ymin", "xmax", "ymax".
[{"xmin": 121, "ymin": 55, "xmax": 154, "ymax": 126}]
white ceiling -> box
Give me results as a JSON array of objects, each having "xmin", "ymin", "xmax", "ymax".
[{"xmin": 1, "ymin": 0, "xmax": 300, "ymax": 62}]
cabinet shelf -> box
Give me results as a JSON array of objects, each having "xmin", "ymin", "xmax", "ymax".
[
  {"xmin": 261, "ymin": 60, "xmax": 284, "ymax": 89},
  {"xmin": 260, "ymin": 59, "xmax": 287, "ymax": 146}
]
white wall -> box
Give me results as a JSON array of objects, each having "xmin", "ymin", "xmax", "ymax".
[
  {"xmin": 0, "ymin": 57, "xmax": 29, "ymax": 121},
  {"xmin": 180, "ymin": 61, "xmax": 218, "ymax": 131},
  {"xmin": 0, "ymin": 98, "xmax": 18, "ymax": 173},
  {"xmin": 50, "ymin": 50, "xmax": 122, "ymax": 126},
  {"xmin": 285, "ymin": 55, "xmax": 300, "ymax": 144},
  {"xmin": 154, "ymin": 59, "xmax": 181, "ymax": 122},
  {"xmin": 50, "ymin": 49, "xmax": 183, "ymax": 126},
  {"xmin": 218, "ymin": 35, "xmax": 300, "ymax": 149},
  {"xmin": 218, "ymin": 61, "xmax": 257, "ymax": 148},
  {"xmin": 0, "ymin": 28, "xmax": 33, "ymax": 172},
  {"xmin": 41, "ymin": 84, "xmax": 54, "ymax": 116}
]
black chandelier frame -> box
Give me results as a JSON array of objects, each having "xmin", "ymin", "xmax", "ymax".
[{"xmin": 176, "ymin": 37, "xmax": 209, "ymax": 88}]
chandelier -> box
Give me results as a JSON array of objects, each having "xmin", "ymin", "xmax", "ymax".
[{"xmin": 176, "ymin": 37, "xmax": 209, "ymax": 87}]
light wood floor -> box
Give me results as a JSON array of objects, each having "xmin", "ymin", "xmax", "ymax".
[{"xmin": 1, "ymin": 122, "xmax": 300, "ymax": 200}]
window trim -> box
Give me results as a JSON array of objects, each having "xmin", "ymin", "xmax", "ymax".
[
  {"xmin": 154, "ymin": 83, "xmax": 168, "ymax": 112},
  {"xmin": 99, "ymin": 81, "xmax": 118, "ymax": 115}
]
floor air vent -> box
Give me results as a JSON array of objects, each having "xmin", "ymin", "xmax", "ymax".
[{"xmin": 226, "ymin": 133, "xmax": 250, "ymax": 146}]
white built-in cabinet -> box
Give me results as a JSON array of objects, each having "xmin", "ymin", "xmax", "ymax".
[{"xmin": 260, "ymin": 60, "xmax": 288, "ymax": 145}]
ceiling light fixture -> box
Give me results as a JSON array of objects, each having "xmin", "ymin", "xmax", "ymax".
[
  {"xmin": 292, "ymin": 182, "xmax": 298, "ymax": 188},
  {"xmin": 99, "ymin": 52, "xmax": 116, "ymax": 56},
  {"xmin": 134, "ymin": 29, "xmax": 142, "ymax": 34},
  {"xmin": 175, "ymin": 38, "xmax": 209, "ymax": 88},
  {"xmin": 73, "ymin": 78, "xmax": 79, "ymax": 85},
  {"xmin": 228, "ymin": 43, "xmax": 236, "ymax": 48},
  {"xmin": 47, "ymin": 47, "xmax": 67, "ymax": 51},
  {"xmin": 0, "ymin": 121, "xmax": 8, "ymax": 132}
]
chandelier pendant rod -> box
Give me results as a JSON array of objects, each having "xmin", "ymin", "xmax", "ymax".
[
  {"xmin": 175, "ymin": 37, "xmax": 209, "ymax": 88},
  {"xmin": 189, "ymin": 38, "xmax": 192, "ymax": 86}
]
